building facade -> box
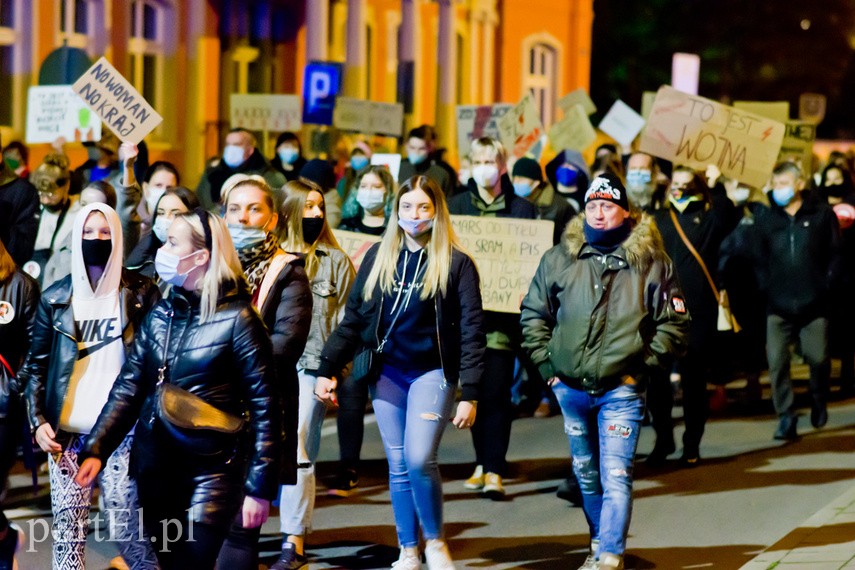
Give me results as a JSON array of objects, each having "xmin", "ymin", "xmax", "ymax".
[{"xmin": 0, "ymin": 0, "xmax": 592, "ymax": 185}]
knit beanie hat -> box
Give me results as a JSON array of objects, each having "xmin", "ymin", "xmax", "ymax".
[{"xmin": 584, "ymin": 172, "xmax": 629, "ymax": 211}]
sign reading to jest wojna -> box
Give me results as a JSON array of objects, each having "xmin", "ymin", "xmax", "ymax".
[
  {"xmin": 639, "ymin": 86, "xmax": 785, "ymax": 188},
  {"xmin": 71, "ymin": 57, "xmax": 163, "ymax": 144},
  {"xmin": 450, "ymin": 216, "xmax": 554, "ymax": 314}
]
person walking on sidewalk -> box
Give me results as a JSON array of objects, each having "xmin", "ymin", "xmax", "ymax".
[{"xmin": 521, "ymin": 173, "xmax": 689, "ymax": 570}]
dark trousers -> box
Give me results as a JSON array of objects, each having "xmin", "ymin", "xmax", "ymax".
[
  {"xmin": 335, "ymin": 373, "xmax": 369, "ymax": 471},
  {"xmin": 216, "ymin": 513, "xmax": 260, "ymax": 570},
  {"xmin": 766, "ymin": 314, "xmax": 829, "ymax": 418},
  {"xmin": 470, "ymin": 348, "xmax": 515, "ymax": 476},
  {"xmin": 646, "ymin": 350, "xmax": 709, "ymax": 454},
  {"xmin": 645, "ymin": 368, "xmax": 674, "ymax": 449}
]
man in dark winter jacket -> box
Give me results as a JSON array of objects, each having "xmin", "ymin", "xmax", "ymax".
[
  {"xmin": 196, "ymin": 128, "xmax": 286, "ymax": 212},
  {"xmin": 0, "ymin": 135, "xmax": 39, "ymax": 266},
  {"xmin": 448, "ymin": 136, "xmax": 535, "ymax": 499},
  {"xmin": 754, "ymin": 161, "xmax": 840, "ymax": 440}
]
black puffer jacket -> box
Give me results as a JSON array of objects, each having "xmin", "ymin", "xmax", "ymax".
[
  {"xmin": 82, "ymin": 282, "xmax": 281, "ymax": 501},
  {"xmin": 21, "ymin": 270, "xmax": 160, "ymax": 432},
  {"xmin": 316, "ymin": 244, "xmax": 485, "ymax": 402},
  {"xmin": 0, "ymin": 269, "xmax": 40, "ymax": 417}
]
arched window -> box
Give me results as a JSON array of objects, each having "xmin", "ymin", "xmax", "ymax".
[{"xmin": 522, "ymin": 35, "xmax": 561, "ymax": 128}]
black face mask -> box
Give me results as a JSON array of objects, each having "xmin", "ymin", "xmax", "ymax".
[
  {"xmin": 82, "ymin": 238, "xmax": 113, "ymax": 267},
  {"xmin": 302, "ymin": 217, "xmax": 325, "ymax": 245}
]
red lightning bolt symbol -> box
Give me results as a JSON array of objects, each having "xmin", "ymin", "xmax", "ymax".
[{"xmin": 761, "ymin": 127, "xmax": 773, "ymax": 141}]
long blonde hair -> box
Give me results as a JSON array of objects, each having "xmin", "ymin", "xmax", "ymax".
[
  {"xmin": 173, "ymin": 211, "xmax": 244, "ymax": 323},
  {"xmin": 280, "ymin": 179, "xmax": 346, "ymax": 280},
  {"xmin": 363, "ymin": 176, "xmax": 463, "ymax": 301}
]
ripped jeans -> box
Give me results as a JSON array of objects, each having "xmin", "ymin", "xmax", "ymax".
[
  {"xmin": 372, "ymin": 365, "xmax": 455, "ymax": 547},
  {"xmin": 551, "ymin": 381, "xmax": 646, "ymax": 557}
]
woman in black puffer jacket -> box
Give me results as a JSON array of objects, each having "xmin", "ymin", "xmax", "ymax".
[{"xmin": 76, "ymin": 209, "xmax": 280, "ymax": 570}]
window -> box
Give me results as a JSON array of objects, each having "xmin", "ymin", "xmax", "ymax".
[
  {"xmin": 524, "ymin": 42, "xmax": 558, "ymax": 127},
  {"xmin": 129, "ymin": 0, "xmax": 165, "ymax": 109},
  {"xmin": 0, "ymin": 0, "xmax": 14, "ymax": 28},
  {"xmin": 58, "ymin": 0, "xmax": 90, "ymax": 48}
]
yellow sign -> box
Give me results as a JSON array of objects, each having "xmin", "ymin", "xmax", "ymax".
[
  {"xmin": 548, "ymin": 104, "xmax": 596, "ymax": 152},
  {"xmin": 230, "ymin": 94, "xmax": 302, "ymax": 132},
  {"xmin": 779, "ymin": 120, "xmax": 816, "ymax": 172},
  {"xmin": 558, "ymin": 88, "xmax": 597, "ymax": 116},
  {"xmin": 639, "ymin": 86, "xmax": 786, "ymax": 188},
  {"xmin": 72, "ymin": 57, "xmax": 163, "ymax": 144},
  {"xmin": 497, "ymin": 94, "xmax": 545, "ymax": 159},
  {"xmin": 332, "ymin": 229, "xmax": 382, "ymax": 272},
  {"xmin": 733, "ymin": 101, "xmax": 790, "ymax": 124},
  {"xmin": 334, "ymin": 98, "xmax": 404, "ymax": 137},
  {"xmin": 450, "ymin": 215, "xmax": 554, "ymax": 314}
]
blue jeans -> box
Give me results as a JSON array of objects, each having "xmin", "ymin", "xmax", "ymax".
[
  {"xmin": 552, "ymin": 381, "xmax": 646, "ymax": 557},
  {"xmin": 372, "ymin": 366, "xmax": 455, "ymax": 547}
]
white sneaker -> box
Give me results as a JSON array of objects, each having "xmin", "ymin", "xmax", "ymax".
[
  {"xmin": 598, "ymin": 552, "xmax": 624, "ymax": 570},
  {"xmin": 391, "ymin": 547, "xmax": 421, "ymax": 570},
  {"xmin": 425, "ymin": 539, "xmax": 455, "ymax": 570},
  {"xmin": 577, "ymin": 539, "xmax": 599, "ymax": 570}
]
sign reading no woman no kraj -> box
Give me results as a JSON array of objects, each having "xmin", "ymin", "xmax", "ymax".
[
  {"xmin": 450, "ymin": 216, "xmax": 554, "ymax": 314},
  {"xmin": 71, "ymin": 57, "xmax": 163, "ymax": 144},
  {"xmin": 639, "ymin": 86, "xmax": 785, "ymax": 188}
]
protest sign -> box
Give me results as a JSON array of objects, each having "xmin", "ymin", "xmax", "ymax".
[
  {"xmin": 548, "ymin": 104, "xmax": 596, "ymax": 152},
  {"xmin": 558, "ymin": 88, "xmax": 596, "ymax": 116},
  {"xmin": 334, "ymin": 98, "xmax": 404, "ymax": 137},
  {"xmin": 26, "ymin": 85, "xmax": 102, "ymax": 144},
  {"xmin": 456, "ymin": 104, "xmax": 513, "ymax": 159},
  {"xmin": 71, "ymin": 57, "xmax": 163, "ymax": 144},
  {"xmin": 671, "ymin": 53, "xmax": 701, "ymax": 95},
  {"xmin": 799, "ymin": 93, "xmax": 826, "ymax": 124},
  {"xmin": 497, "ymin": 94, "xmax": 546, "ymax": 160},
  {"xmin": 450, "ymin": 215, "xmax": 554, "ymax": 314},
  {"xmin": 332, "ymin": 229, "xmax": 381, "ymax": 271},
  {"xmin": 230, "ymin": 94, "xmax": 301, "ymax": 132},
  {"xmin": 370, "ymin": 153, "xmax": 402, "ymax": 181},
  {"xmin": 641, "ymin": 91, "xmax": 658, "ymax": 120},
  {"xmin": 778, "ymin": 120, "xmax": 816, "ymax": 171},
  {"xmin": 733, "ymin": 100, "xmax": 789, "ymax": 124},
  {"xmin": 639, "ymin": 85, "xmax": 785, "ymax": 188},
  {"xmin": 369, "ymin": 101, "xmax": 405, "ymax": 137},
  {"xmin": 599, "ymin": 100, "xmax": 646, "ymax": 147}
]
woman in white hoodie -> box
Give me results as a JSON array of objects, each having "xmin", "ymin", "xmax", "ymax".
[{"xmin": 20, "ymin": 203, "xmax": 161, "ymax": 569}]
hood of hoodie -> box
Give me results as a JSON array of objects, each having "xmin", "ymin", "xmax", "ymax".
[
  {"xmin": 71, "ymin": 202, "xmax": 124, "ymax": 301},
  {"xmin": 545, "ymin": 149, "xmax": 591, "ymax": 191}
]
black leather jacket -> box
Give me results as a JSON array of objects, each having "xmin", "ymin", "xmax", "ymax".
[
  {"xmin": 21, "ymin": 270, "xmax": 160, "ymax": 433},
  {"xmin": 0, "ymin": 269, "xmax": 40, "ymax": 417},
  {"xmin": 82, "ymin": 282, "xmax": 281, "ymax": 501}
]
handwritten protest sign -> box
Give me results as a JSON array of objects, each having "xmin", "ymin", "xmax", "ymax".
[
  {"xmin": 332, "ymin": 229, "xmax": 381, "ymax": 272},
  {"xmin": 548, "ymin": 104, "xmax": 596, "ymax": 152},
  {"xmin": 230, "ymin": 94, "xmax": 301, "ymax": 132},
  {"xmin": 370, "ymin": 153, "xmax": 402, "ymax": 181},
  {"xmin": 733, "ymin": 101, "xmax": 789, "ymax": 124},
  {"xmin": 26, "ymin": 86, "xmax": 102, "ymax": 144},
  {"xmin": 497, "ymin": 94, "xmax": 545, "ymax": 160},
  {"xmin": 778, "ymin": 120, "xmax": 816, "ymax": 171},
  {"xmin": 456, "ymin": 104, "xmax": 513, "ymax": 159},
  {"xmin": 450, "ymin": 215, "xmax": 554, "ymax": 314},
  {"xmin": 639, "ymin": 86, "xmax": 786, "ymax": 188},
  {"xmin": 334, "ymin": 98, "xmax": 404, "ymax": 137},
  {"xmin": 558, "ymin": 88, "xmax": 597, "ymax": 116},
  {"xmin": 599, "ymin": 100, "xmax": 645, "ymax": 147},
  {"xmin": 71, "ymin": 57, "xmax": 163, "ymax": 144}
]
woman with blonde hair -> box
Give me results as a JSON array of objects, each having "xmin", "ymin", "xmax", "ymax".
[
  {"xmin": 316, "ymin": 175, "xmax": 485, "ymax": 569},
  {"xmin": 75, "ymin": 209, "xmax": 281, "ymax": 569}
]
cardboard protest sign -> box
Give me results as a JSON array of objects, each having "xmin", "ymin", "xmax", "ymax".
[
  {"xmin": 799, "ymin": 93, "xmax": 826, "ymax": 124},
  {"xmin": 369, "ymin": 102, "xmax": 405, "ymax": 137},
  {"xmin": 26, "ymin": 85, "xmax": 102, "ymax": 144},
  {"xmin": 497, "ymin": 94, "xmax": 545, "ymax": 160},
  {"xmin": 733, "ymin": 101, "xmax": 789, "ymax": 124},
  {"xmin": 71, "ymin": 57, "xmax": 163, "ymax": 144},
  {"xmin": 450, "ymin": 215, "xmax": 554, "ymax": 313},
  {"xmin": 778, "ymin": 120, "xmax": 816, "ymax": 171},
  {"xmin": 332, "ymin": 229, "xmax": 381, "ymax": 272},
  {"xmin": 671, "ymin": 53, "xmax": 700, "ymax": 96},
  {"xmin": 334, "ymin": 99, "xmax": 404, "ymax": 137},
  {"xmin": 456, "ymin": 104, "xmax": 513, "ymax": 159},
  {"xmin": 230, "ymin": 94, "xmax": 301, "ymax": 132},
  {"xmin": 548, "ymin": 104, "xmax": 596, "ymax": 152},
  {"xmin": 599, "ymin": 100, "xmax": 645, "ymax": 147},
  {"xmin": 370, "ymin": 153, "xmax": 402, "ymax": 181},
  {"xmin": 639, "ymin": 86, "xmax": 786, "ymax": 188},
  {"xmin": 641, "ymin": 91, "xmax": 658, "ymax": 120},
  {"xmin": 558, "ymin": 88, "xmax": 596, "ymax": 116}
]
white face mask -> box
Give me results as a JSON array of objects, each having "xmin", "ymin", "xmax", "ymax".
[
  {"xmin": 154, "ymin": 249, "xmax": 204, "ymax": 288},
  {"xmin": 152, "ymin": 216, "xmax": 172, "ymax": 243},
  {"xmin": 228, "ymin": 224, "xmax": 267, "ymax": 250},
  {"xmin": 398, "ymin": 217, "xmax": 434, "ymax": 237},
  {"xmin": 731, "ymin": 187, "xmax": 751, "ymax": 204},
  {"xmin": 472, "ymin": 164, "xmax": 500, "ymax": 189},
  {"xmin": 222, "ymin": 145, "xmax": 246, "ymax": 169},
  {"xmin": 356, "ymin": 189, "xmax": 386, "ymax": 213}
]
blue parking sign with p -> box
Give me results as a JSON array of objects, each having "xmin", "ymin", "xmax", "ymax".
[{"xmin": 302, "ymin": 62, "xmax": 342, "ymax": 125}]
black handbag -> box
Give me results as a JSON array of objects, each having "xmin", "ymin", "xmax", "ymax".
[
  {"xmin": 351, "ymin": 347, "xmax": 381, "ymax": 384},
  {"xmin": 152, "ymin": 310, "xmax": 246, "ymax": 456}
]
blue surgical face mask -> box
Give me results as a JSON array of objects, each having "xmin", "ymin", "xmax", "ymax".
[
  {"xmin": 398, "ymin": 217, "xmax": 434, "ymax": 237},
  {"xmin": 222, "ymin": 145, "xmax": 246, "ymax": 169},
  {"xmin": 154, "ymin": 248, "xmax": 204, "ymax": 288},
  {"xmin": 350, "ymin": 155, "xmax": 370, "ymax": 171},
  {"xmin": 513, "ymin": 181, "xmax": 534, "ymax": 198},
  {"xmin": 357, "ymin": 189, "xmax": 386, "ymax": 213},
  {"xmin": 278, "ymin": 147, "xmax": 299, "ymax": 165},
  {"xmin": 228, "ymin": 224, "xmax": 267, "ymax": 250},
  {"xmin": 626, "ymin": 169, "xmax": 652, "ymax": 189},
  {"xmin": 556, "ymin": 165, "xmax": 579, "ymax": 187},
  {"xmin": 152, "ymin": 216, "xmax": 172, "ymax": 243},
  {"xmin": 409, "ymin": 151, "xmax": 428, "ymax": 166},
  {"xmin": 772, "ymin": 186, "xmax": 796, "ymax": 207}
]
